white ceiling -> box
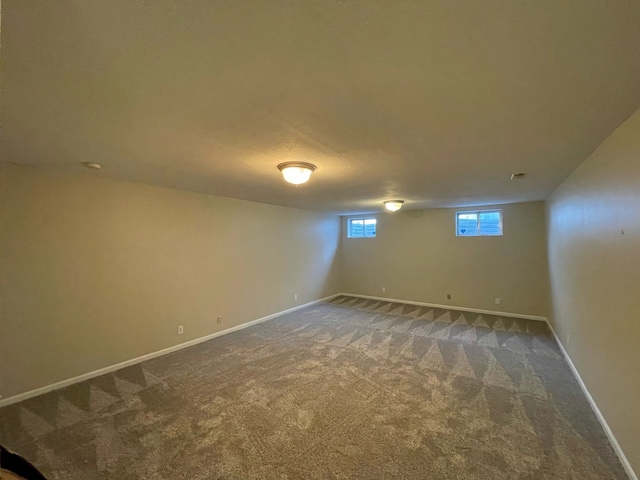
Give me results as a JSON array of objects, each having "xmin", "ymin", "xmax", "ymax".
[{"xmin": 2, "ymin": 1, "xmax": 640, "ymax": 214}]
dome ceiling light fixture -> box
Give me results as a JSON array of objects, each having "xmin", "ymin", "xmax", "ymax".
[
  {"xmin": 277, "ymin": 162, "xmax": 317, "ymax": 185},
  {"xmin": 383, "ymin": 200, "xmax": 405, "ymax": 212}
]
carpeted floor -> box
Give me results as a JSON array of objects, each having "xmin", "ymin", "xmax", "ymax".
[{"xmin": 0, "ymin": 296, "xmax": 628, "ymax": 479}]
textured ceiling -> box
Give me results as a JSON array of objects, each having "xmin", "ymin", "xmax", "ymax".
[{"xmin": 2, "ymin": 1, "xmax": 640, "ymax": 214}]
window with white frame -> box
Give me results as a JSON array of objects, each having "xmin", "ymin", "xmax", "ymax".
[
  {"xmin": 347, "ymin": 218, "xmax": 377, "ymax": 238},
  {"xmin": 456, "ymin": 210, "xmax": 503, "ymax": 236}
]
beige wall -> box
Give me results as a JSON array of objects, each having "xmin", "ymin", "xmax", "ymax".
[
  {"xmin": 547, "ymin": 108, "xmax": 640, "ymax": 474},
  {"xmin": 340, "ymin": 201, "xmax": 550, "ymax": 317},
  {"xmin": 0, "ymin": 163, "xmax": 341, "ymax": 399}
]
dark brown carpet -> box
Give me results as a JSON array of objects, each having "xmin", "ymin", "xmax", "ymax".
[{"xmin": 0, "ymin": 296, "xmax": 628, "ymax": 479}]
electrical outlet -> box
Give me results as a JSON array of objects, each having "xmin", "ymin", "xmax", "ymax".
[
  {"xmin": 495, "ymin": 298, "xmax": 501, "ymax": 305},
  {"xmin": 177, "ymin": 325, "xmax": 184, "ymax": 335},
  {"xmin": 216, "ymin": 316, "xmax": 222, "ymax": 325},
  {"xmin": 294, "ymin": 294, "xmax": 298, "ymax": 301},
  {"xmin": 382, "ymin": 287, "xmax": 386, "ymax": 293},
  {"xmin": 447, "ymin": 294, "xmax": 451, "ymax": 300}
]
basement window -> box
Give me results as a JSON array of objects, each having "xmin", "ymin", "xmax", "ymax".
[
  {"xmin": 348, "ymin": 218, "xmax": 377, "ymax": 238},
  {"xmin": 456, "ymin": 210, "xmax": 503, "ymax": 236}
]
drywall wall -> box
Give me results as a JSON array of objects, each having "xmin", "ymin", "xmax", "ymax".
[
  {"xmin": 547, "ymin": 108, "xmax": 640, "ymax": 474},
  {"xmin": 0, "ymin": 163, "xmax": 341, "ymax": 399},
  {"xmin": 340, "ymin": 201, "xmax": 549, "ymax": 317}
]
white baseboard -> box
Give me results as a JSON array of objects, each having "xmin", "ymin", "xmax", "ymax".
[
  {"xmin": 547, "ymin": 323, "xmax": 637, "ymax": 480},
  {"xmin": 0, "ymin": 293, "xmax": 340, "ymax": 408},
  {"xmin": 338, "ymin": 292, "xmax": 548, "ymax": 322}
]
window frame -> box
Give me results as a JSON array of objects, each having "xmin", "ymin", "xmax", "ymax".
[
  {"xmin": 455, "ymin": 209, "xmax": 503, "ymax": 237},
  {"xmin": 347, "ymin": 217, "xmax": 377, "ymax": 239}
]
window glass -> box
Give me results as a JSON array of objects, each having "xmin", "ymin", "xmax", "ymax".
[
  {"xmin": 456, "ymin": 210, "xmax": 502, "ymax": 236},
  {"xmin": 457, "ymin": 213, "xmax": 478, "ymax": 236},
  {"xmin": 348, "ymin": 218, "xmax": 376, "ymax": 238}
]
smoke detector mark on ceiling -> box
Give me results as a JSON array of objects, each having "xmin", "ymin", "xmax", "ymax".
[{"xmin": 83, "ymin": 162, "xmax": 103, "ymax": 170}]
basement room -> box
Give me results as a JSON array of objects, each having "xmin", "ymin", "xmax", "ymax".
[{"xmin": 0, "ymin": 1, "xmax": 639, "ymax": 479}]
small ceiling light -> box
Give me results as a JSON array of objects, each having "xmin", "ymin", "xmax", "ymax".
[
  {"xmin": 510, "ymin": 172, "xmax": 526, "ymax": 180},
  {"xmin": 277, "ymin": 162, "xmax": 317, "ymax": 185},
  {"xmin": 383, "ymin": 200, "xmax": 404, "ymax": 212},
  {"xmin": 83, "ymin": 162, "xmax": 102, "ymax": 170}
]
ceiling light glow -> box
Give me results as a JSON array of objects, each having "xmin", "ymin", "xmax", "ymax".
[
  {"xmin": 383, "ymin": 200, "xmax": 405, "ymax": 212},
  {"xmin": 277, "ymin": 162, "xmax": 317, "ymax": 185}
]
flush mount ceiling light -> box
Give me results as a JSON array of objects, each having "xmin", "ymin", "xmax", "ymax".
[
  {"xmin": 277, "ymin": 162, "xmax": 317, "ymax": 185},
  {"xmin": 383, "ymin": 200, "xmax": 405, "ymax": 212},
  {"xmin": 82, "ymin": 162, "xmax": 102, "ymax": 169}
]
